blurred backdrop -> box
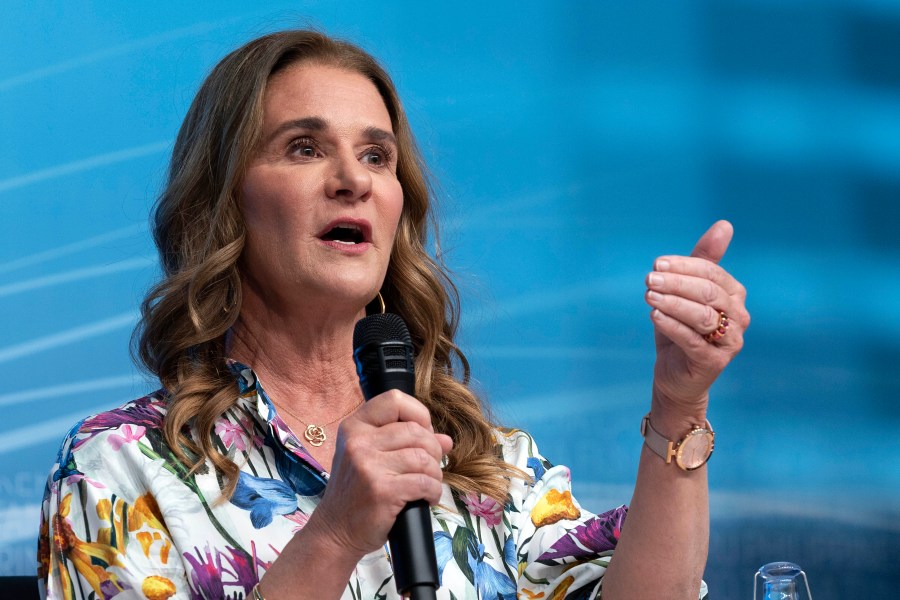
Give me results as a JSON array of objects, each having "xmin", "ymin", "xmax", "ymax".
[{"xmin": 1, "ymin": 1, "xmax": 898, "ymax": 598}]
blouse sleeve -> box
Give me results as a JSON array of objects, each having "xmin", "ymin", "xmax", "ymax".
[
  {"xmin": 501, "ymin": 429, "xmax": 709, "ymax": 599},
  {"xmin": 38, "ymin": 423, "xmax": 187, "ymax": 600}
]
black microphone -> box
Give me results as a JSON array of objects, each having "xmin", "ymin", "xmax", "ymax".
[{"xmin": 353, "ymin": 313, "xmax": 439, "ymax": 600}]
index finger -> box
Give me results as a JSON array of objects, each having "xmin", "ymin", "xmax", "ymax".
[
  {"xmin": 360, "ymin": 389, "xmax": 434, "ymax": 432},
  {"xmin": 653, "ymin": 255, "xmax": 745, "ymax": 298}
]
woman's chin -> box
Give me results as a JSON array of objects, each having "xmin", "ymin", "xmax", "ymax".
[{"xmin": 308, "ymin": 283, "xmax": 381, "ymax": 315}]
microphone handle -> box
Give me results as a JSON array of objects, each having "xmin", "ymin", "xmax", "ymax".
[
  {"xmin": 408, "ymin": 586, "xmax": 437, "ymax": 600},
  {"xmin": 389, "ymin": 499, "xmax": 439, "ymax": 599}
]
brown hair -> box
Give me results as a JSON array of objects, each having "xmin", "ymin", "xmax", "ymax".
[{"xmin": 135, "ymin": 30, "xmax": 520, "ymax": 502}]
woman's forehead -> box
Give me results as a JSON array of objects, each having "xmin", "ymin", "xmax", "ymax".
[{"xmin": 261, "ymin": 63, "xmax": 394, "ymax": 135}]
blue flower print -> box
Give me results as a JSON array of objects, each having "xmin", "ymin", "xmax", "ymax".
[
  {"xmin": 272, "ymin": 440, "xmax": 327, "ymax": 497},
  {"xmin": 230, "ymin": 472, "xmax": 298, "ymax": 528},
  {"xmin": 527, "ymin": 456, "xmax": 545, "ymax": 482},
  {"xmin": 470, "ymin": 542, "xmax": 516, "ymax": 600},
  {"xmin": 434, "ymin": 531, "xmax": 454, "ymax": 585},
  {"xmin": 438, "ymin": 526, "xmax": 516, "ymax": 600}
]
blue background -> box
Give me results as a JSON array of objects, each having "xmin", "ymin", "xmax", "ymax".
[{"xmin": 2, "ymin": 2, "xmax": 898, "ymax": 598}]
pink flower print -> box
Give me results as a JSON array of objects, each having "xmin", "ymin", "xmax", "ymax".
[
  {"xmin": 107, "ymin": 425, "xmax": 145, "ymax": 451},
  {"xmin": 240, "ymin": 417, "xmax": 264, "ymax": 448},
  {"xmin": 462, "ymin": 493, "xmax": 503, "ymax": 528},
  {"xmin": 284, "ymin": 510, "xmax": 310, "ymax": 533},
  {"xmin": 215, "ymin": 419, "xmax": 248, "ymax": 452},
  {"xmin": 57, "ymin": 474, "xmax": 106, "ymax": 490}
]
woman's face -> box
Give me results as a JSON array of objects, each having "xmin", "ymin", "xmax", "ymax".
[{"xmin": 239, "ymin": 63, "xmax": 403, "ymax": 315}]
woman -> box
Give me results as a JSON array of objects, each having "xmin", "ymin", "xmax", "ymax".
[{"xmin": 38, "ymin": 30, "xmax": 748, "ymax": 599}]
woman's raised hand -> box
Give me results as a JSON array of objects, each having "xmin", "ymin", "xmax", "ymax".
[
  {"xmin": 310, "ymin": 389, "xmax": 453, "ymax": 559},
  {"xmin": 643, "ymin": 220, "xmax": 750, "ymax": 421}
]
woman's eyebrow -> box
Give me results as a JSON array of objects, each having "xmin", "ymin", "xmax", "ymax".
[
  {"xmin": 364, "ymin": 126, "xmax": 397, "ymax": 147},
  {"xmin": 266, "ymin": 117, "xmax": 396, "ymax": 147},
  {"xmin": 267, "ymin": 116, "xmax": 327, "ymax": 142}
]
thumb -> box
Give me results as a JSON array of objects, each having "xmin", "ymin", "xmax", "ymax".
[{"xmin": 690, "ymin": 220, "xmax": 734, "ymax": 264}]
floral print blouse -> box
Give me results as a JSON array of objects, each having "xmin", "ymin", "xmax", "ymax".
[{"xmin": 38, "ymin": 362, "xmax": 708, "ymax": 599}]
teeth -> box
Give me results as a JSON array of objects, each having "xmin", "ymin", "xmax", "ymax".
[{"xmin": 333, "ymin": 240, "xmax": 354, "ymax": 245}]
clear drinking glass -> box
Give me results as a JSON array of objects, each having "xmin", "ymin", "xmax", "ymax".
[{"xmin": 753, "ymin": 561, "xmax": 813, "ymax": 600}]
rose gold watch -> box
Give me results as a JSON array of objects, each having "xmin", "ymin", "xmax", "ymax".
[{"xmin": 640, "ymin": 413, "xmax": 714, "ymax": 471}]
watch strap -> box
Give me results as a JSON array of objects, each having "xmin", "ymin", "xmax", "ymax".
[{"xmin": 640, "ymin": 414, "xmax": 677, "ymax": 464}]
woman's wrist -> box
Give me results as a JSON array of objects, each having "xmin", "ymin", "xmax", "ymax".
[{"xmin": 649, "ymin": 390, "xmax": 709, "ymax": 440}]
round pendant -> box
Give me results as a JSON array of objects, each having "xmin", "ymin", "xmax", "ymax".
[{"xmin": 304, "ymin": 424, "xmax": 326, "ymax": 447}]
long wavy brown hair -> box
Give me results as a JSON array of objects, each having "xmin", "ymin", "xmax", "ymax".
[{"xmin": 135, "ymin": 30, "xmax": 521, "ymax": 503}]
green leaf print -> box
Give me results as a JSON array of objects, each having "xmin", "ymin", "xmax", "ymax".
[{"xmin": 451, "ymin": 526, "xmax": 477, "ymax": 584}]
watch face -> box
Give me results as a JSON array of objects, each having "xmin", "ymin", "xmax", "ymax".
[{"xmin": 676, "ymin": 429, "xmax": 714, "ymax": 470}]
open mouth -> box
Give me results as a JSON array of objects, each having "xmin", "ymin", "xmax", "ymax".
[{"xmin": 319, "ymin": 222, "xmax": 370, "ymax": 245}]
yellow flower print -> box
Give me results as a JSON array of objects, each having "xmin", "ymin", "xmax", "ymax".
[
  {"xmin": 129, "ymin": 494, "xmax": 173, "ymax": 563},
  {"xmin": 59, "ymin": 493, "xmax": 73, "ymax": 518},
  {"xmin": 521, "ymin": 589, "xmax": 546, "ymax": 599},
  {"xmin": 136, "ymin": 531, "xmax": 172, "ymax": 564},
  {"xmin": 530, "ymin": 489, "xmax": 580, "ymax": 527},
  {"xmin": 548, "ymin": 575, "xmax": 575, "ymax": 600},
  {"xmin": 160, "ymin": 537, "xmax": 172, "ymax": 563},
  {"xmin": 96, "ymin": 499, "xmax": 111, "ymax": 521},
  {"xmin": 136, "ymin": 531, "xmax": 154, "ymax": 557},
  {"xmin": 129, "ymin": 492, "xmax": 167, "ymax": 533},
  {"xmin": 37, "ymin": 514, "xmax": 51, "ymax": 581},
  {"xmin": 96, "ymin": 498, "xmax": 127, "ymax": 553},
  {"xmin": 142, "ymin": 575, "xmax": 177, "ymax": 600},
  {"xmin": 52, "ymin": 495, "xmax": 126, "ymax": 598}
]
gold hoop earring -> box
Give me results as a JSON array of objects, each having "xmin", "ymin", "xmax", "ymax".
[{"xmin": 365, "ymin": 292, "xmax": 386, "ymax": 316}]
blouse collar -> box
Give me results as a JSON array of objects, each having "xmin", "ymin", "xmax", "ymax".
[{"xmin": 226, "ymin": 359, "xmax": 329, "ymax": 477}]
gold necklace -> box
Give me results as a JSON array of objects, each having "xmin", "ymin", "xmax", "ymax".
[{"xmin": 276, "ymin": 400, "xmax": 362, "ymax": 447}]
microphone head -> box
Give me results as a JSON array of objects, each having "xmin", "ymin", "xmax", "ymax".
[
  {"xmin": 353, "ymin": 313, "xmax": 416, "ymax": 399},
  {"xmin": 353, "ymin": 312, "xmax": 412, "ymax": 349}
]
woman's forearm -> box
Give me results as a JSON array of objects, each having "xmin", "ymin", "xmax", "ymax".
[{"xmin": 601, "ymin": 410, "xmax": 709, "ymax": 599}]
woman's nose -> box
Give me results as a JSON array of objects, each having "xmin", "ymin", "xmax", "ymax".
[{"xmin": 325, "ymin": 152, "xmax": 372, "ymax": 201}]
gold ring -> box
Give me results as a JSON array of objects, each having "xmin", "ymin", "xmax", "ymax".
[{"xmin": 704, "ymin": 311, "xmax": 730, "ymax": 343}]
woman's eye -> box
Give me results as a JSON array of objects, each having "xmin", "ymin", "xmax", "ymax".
[
  {"xmin": 362, "ymin": 146, "xmax": 392, "ymax": 167},
  {"xmin": 288, "ymin": 138, "xmax": 319, "ymax": 158},
  {"xmin": 362, "ymin": 152, "xmax": 382, "ymax": 165}
]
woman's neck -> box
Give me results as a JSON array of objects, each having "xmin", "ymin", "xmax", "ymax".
[{"xmin": 226, "ymin": 291, "xmax": 367, "ymax": 428}]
